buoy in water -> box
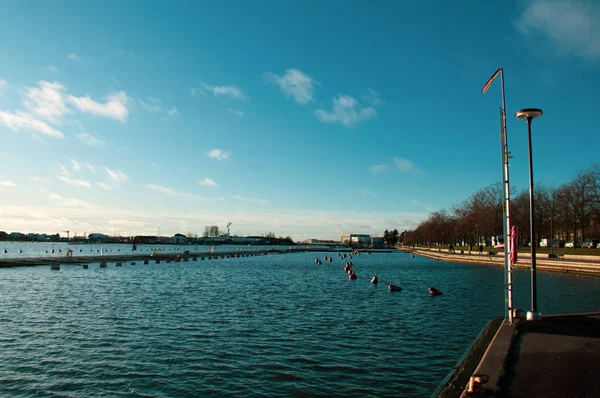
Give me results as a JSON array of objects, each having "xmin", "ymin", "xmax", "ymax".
[
  {"xmin": 429, "ymin": 287, "xmax": 443, "ymax": 296},
  {"xmin": 388, "ymin": 284, "xmax": 402, "ymax": 292},
  {"xmin": 371, "ymin": 275, "xmax": 378, "ymax": 284},
  {"xmin": 348, "ymin": 271, "xmax": 357, "ymax": 280},
  {"xmin": 51, "ymin": 264, "xmax": 60, "ymax": 271},
  {"xmin": 83, "ymin": 264, "xmax": 88, "ymax": 269}
]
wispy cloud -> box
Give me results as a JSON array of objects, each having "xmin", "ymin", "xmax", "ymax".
[
  {"xmin": 362, "ymin": 88, "xmax": 383, "ymax": 106},
  {"xmin": 167, "ymin": 106, "xmax": 179, "ymax": 116},
  {"xmin": 394, "ymin": 157, "xmax": 419, "ymax": 174},
  {"xmin": 207, "ymin": 149, "xmax": 231, "ymax": 161},
  {"xmin": 228, "ymin": 108, "xmax": 244, "ymax": 117},
  {"xmin": 145, "ymin": 184, "xmax": 202, "ymax": 199},
  {"xmin": 104, "ymin": 167, "xmax": 129, "ymax": 182},
  {"xmin": 57, "ymin": 163, "xmax": 71, "ymax": 176},
  {"xmin": 97, "ymin": 182, "xmax": 112, "ymax": 190},
  {"xmin": 57, "ymin": 175, "xmax": 91, "ymax": 187},
  {"xmin": 23, "ymin": 81, "xmax": 70, "ymax": 123},
  {"xmin": 138, "ymin": 97, "xmax": 161, "ymax": 112},
  {"xmin": 44, "ymin": 189, "xmax": 95, "ymax": 208},
  {"xmin": 0, "ymin": 181, "xmax": 17, "ymax": 187},
  {"xmin": 315, "ymin": 95, "xmax": 377, "ymax": 127},
  {"xmin": 195, "ymin": 82, "xmax": 246, "ymax": 99},
  {"xmin": 200, "ymin": 177, "xmax": 217, "ymax": 186},
  {"xmin": 67, "ymin": 91, "xmax": 128, "ymax": 122},
  {"xmin": 370, "ymin": 164, "xmax": 388, "ymax": 173},
  {"xmin": 68, "ymin": 53, "xmax": 82, "ymax": 62},
  {"xmin": 233, "ymin": 195, "xmax": 268, "ymax": 205},
  {"xmin": 70, "ymin": 159, "xmax": 81, "ymax": 171},
  {"xmin": 0, "ymin": 110, "xmax": 64, "ymax": 139},
  {"xmin": 0, "ymin": 79, "xmax": 6, "ymax": 95},
  {"xmin": 76, "ymin": 132, "xmax": 105, "ymax": 147},
  {"xmin": 46, "ymin": 66, "xmax": 58, "ymax": 73},
  {"xmin": 84, "ymin": 161, "xmax": 96, "ymax": 173},
  {"xmin": 516, "ymin": 0, "xmax": 600, "ymax": 59},
  {"xmin": 264, "ymin": 68, "xmax": 316, "ymax": 105}
]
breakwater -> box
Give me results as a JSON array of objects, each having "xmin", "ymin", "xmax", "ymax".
[{"xmin": 0, "ymin": 246, "xmax": 392, "ymax": 268}]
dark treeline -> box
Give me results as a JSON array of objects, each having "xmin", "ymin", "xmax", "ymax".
[{"xmin": 405, "ymin": 164, "xmax": 600, "ymax": 247}]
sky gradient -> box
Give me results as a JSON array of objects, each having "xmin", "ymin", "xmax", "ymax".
[{"xmin": 1, "ymin": 0, "xmax": 599, "ymax": 240}]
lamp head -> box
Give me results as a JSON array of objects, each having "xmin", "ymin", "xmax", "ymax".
[{"xmin": 516, "ymin": 108, "xmax": 543, "ymax": 120}]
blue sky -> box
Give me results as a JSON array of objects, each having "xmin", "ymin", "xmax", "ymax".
[{"xmin": 1, "ymin": 0, "xmax": 599, "ymax": 240}]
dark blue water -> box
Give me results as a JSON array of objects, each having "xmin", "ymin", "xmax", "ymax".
[{"xmin": 0, "ymin": 251, "xmax": 598, "ymax": 397}]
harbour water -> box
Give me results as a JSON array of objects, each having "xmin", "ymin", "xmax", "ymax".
[{"xmin": 0, "ymin": 247, "xmax": 598, "ymax": 396}]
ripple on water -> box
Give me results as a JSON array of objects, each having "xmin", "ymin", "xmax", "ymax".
[{"xmin": 1, "ymin": 250, "xmax": 599, "ymax": 397}]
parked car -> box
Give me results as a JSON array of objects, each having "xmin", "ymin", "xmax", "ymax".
[
  {"xmin": 582, "ymin": 239, "xmax": 599, "ymax": 248},
  {"xmin": 552, "ymin": 240, "xmax": 565, "ymax": 248},
  {"xmin": 565, "ymin": 240, "xmax": 582, "ymax": 248}
]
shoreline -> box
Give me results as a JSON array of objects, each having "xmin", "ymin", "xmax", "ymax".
[{"xmin": 408, "ymin": 247, "xmax": 600, "ymax": 276}]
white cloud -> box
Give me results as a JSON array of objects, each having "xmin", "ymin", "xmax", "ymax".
[
  {"xmin": 138, "ymin": 97, "xmax": 161, "ymax": 112},
  {"xmin": 207, "ymin": 149, "xmax": 231, "ymax": 161},
  {"xmin": 200, "ymin": 177, "xmax": 217, "ymax": 186},
  {"xmin": 264, "ymin": 69, "xmax": 316, "ymax": 105},
  {"xmin": 23, "ymin": 81, "xmax": 70, "ymax": 123},
  {"xmin": 76, "ymin": 132, "xmax": 105, "ymax": 147},
  {"xmin": 146, "ymin": 184, "xmax": 202, "ymax": 199},
  {"xmin": 29, "ymin": 176, "xmax": 43, "ymax": 182},
  {"xmin": 97, "ymin": 182, "xmax": 112, "ymax": 190},
  {"xmin": 167, "ymin": 106, "xmax": 179, "ymax": 116},
  {"xmin": 84, "ymin": 161, "xmax": 96, "ymax": 173},
  {"xmin": 67, "ymin": 91, "xmax": 128, "ymax": 122},
  {"xmin": 228, "ymin": 108, "xmax": 244, "ymax": 117},
  {"xmin": 516, "ymin": 0, "xmax": 600, "ymax": 59},
  {"xmin": 57, "ymin": 163, "xmax": 71, "ymax": 176},
  {"xmin": 104, "ymin": 167, "xmax": 129, "ymax": 182},
  {"xmin": 46, "ymin": 66, "xmax": 58, "ymax": 73},
  {"xmin": 0, "ymin": 79, "xmax": 6, "ymax": 96},
  {"xmin": 70, "ymin": 159, "xmax": 81, "ymax": 171},
  {"xmin": 0, "ymin": 110, "xmax": 64, "ymax": 139},
  {"xmin": 315, "ymin": 95, "xmax": 377, "ymax": 127},
  {"xmin": 68, "ymin": 53, "xmax": 82, "ymax": 62},
  {"xmin": 197, "ymin": 82, "xmax": 246, "ymax": 99},
  {"xmin": 233, "ymin": 195, "xmax": 268, "ymax": 205},
  {"xmin": 0, "ymin": 181, "xmax": 17, "ymax": 187},
  {"xmin": 362, "ymin": 88, "xmax": 383, "ymax": 106},
  {"xmin": 57, "ymin": 175, "xmax": 91, "ymax": 187},
  {"xmin": 370, "ymin": 164, "xmax": 388, "ymax": 173},
  {"xmin": 394, "ymin": 157, "xmax": 419, "ymax": 174}
]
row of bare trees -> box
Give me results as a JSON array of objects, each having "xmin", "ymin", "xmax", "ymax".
[{"xmin": 405, "ymin": 164, "xmax": 600, "ymax": 248}]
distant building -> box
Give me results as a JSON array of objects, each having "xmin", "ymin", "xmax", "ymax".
[
  {"xmin": 171, "ymin": 233, "xmax": 188, "ymax": 244},
  {"xmin": 88, "ymin": 233, "xmax": 111, "ymax": 242},
  {"xmin": 370, "ymin": 235, "xmax": 385, "ymax": 248},
  {"xmin": 9, "ymin": 232, "xmax": 26, "ymax": 240},
  {"xmin": 341, "ymin": 234, "xmax": 371, "ymax": 248}
]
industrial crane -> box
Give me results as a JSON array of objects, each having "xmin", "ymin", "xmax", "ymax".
[
  {"xmin": 63, "ymin": 230, "xmax": 70, "ymax": 241},
  {"xmin": 227, "ymin": 222, "xmax": 232, "ymax": 237}
]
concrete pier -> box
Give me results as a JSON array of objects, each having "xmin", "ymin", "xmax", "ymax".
[{"xmin": 434, "ymin": 313, "xmax": 600, "ymax": 397}]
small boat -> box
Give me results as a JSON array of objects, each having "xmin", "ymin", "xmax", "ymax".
[
  {"xmin": 82, "ymin": 264, "xmax": 88, "ymax": 269},
  {"xmin": 51, "ymin": 264, "xmax": 60, "ymax": 271},
  {"xmin": 100, "ymin": 261, "xmax": 107, "ymax": 268}
]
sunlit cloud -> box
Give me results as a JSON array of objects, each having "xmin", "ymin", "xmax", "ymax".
[
  {"xmin": 200, "ymin": 177, "xmax": 217, "ymax": 186},
  {"xmin": 97, "ymin": 182, "xmax": 112, "ymax": 190},
  {"xmin": 394, "ymin": 157, "xmax": 420, "ymax": 174},
  {"xmin": 516, "ymin": 0, "xmax": 600, "ymax": 59},
  {"xmin": 0, "ymin": 181, "xmax": 17, "ymax": 187},
  {"xmin": 104, "ymin": 167, "xmax": 129, "ymax": 182},
  {"xmin": 70, "ymin": 159, "xmax": 81, "ymax": 171},
  {"xmin": 195, "ymin": 82, "xmax": 246, "ymax": 99},
  {"xmin": 145, "ymin": 184, "xmax": 202, "ymax": 199},
  {"xmin": 207, "ymin": 149, "xmax": 231, "ymax": 161},
  {"xmin": 264, "ymin": 68, "xmax": 316, "ymax": 105},
  {"xmin": 57, "ymin": 163, "xmax": 71, "ymax": 176},
  {"xmin": 370, "ymin": 164, "xmax": 388, "ymax": 173},
  {"xmin": 57, "ymin": 175, "xmax": 91, "ymax": 188},
  {"xmin": 167, "ymin": 106, "xmax": 179, "ymax": 116},
  {"xmin": 315, "ymin": 95, "xmax": 377, "ymax": 127},
  {"xmin": 67, "ymin": 91, "xmax": 129, "ymax": 122},
  {"xmin": 76, "ymin": 132, "xmax": 105, "ymax": 147},
  {"xmin": 46, "ymin": 66, "xmax": 58, "ymax": 73},
  {"xmin": 68, "ymin": 53, "xmax": 82, "ymax": 62},
  {"xmin": 84, "ymin": 162, "xmax": 96, "ymax": 173},
  {"xmin": 0, "ymin": 110, "xmax": 64, "ymax": 139}
]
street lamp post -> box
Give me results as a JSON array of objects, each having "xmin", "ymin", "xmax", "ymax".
[{"xmin": 516, "ymin": 108, "xmax": 543, "ymax": 321}]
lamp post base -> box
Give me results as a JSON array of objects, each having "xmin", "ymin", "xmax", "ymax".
[{"xmin": 526, "ymin": 311, "xmax": 542, "ymax": 321}]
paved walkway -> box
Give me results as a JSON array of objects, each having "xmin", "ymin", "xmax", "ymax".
[{"xmin": 504, "ymin": 313, "xmax": 600, "ymax": 398}]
